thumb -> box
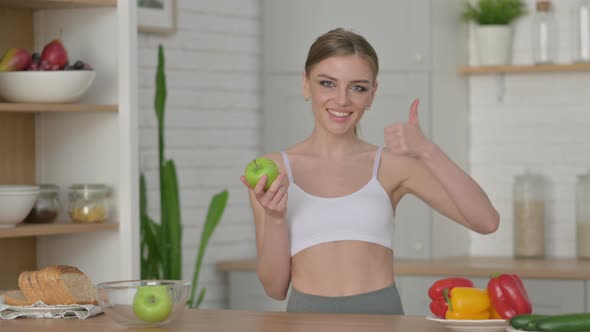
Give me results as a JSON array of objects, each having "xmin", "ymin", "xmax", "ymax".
[{"xmin": 408, "ymin": 98, "xmax": 420, "ymax": 126}]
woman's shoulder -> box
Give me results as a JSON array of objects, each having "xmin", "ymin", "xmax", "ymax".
[{"xmin": 256, "ymin": 151, "xmax": 287, "ymax": 173}]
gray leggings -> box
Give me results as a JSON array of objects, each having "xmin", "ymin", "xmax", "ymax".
[{"xmin": 286, "ymin": 283, "xmax": 405, "ymax": 315}]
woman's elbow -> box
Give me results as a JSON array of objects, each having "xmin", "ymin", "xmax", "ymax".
[
  {"xmin": 264, "ymin": 287, "xmax": 288, "ymax": 301},
  {"xmin": 257, "ymin": 272, "xmax": 289, "ymax": 300}
]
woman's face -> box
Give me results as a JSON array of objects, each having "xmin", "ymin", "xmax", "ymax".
[{"xmin": 303, "ymin": 55, "xmax": 377, "ymax": 136}]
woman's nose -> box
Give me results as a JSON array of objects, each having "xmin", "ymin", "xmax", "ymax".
[{"xmin": 334, "ymin": 87, "xmax": 351, "ymax": 106}]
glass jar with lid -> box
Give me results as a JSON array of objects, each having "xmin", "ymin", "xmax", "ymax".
[
  {"xmin": 573, "ymin": 0, "xmax": 590, "ymax": 62},
  {"xmin": 513, "ymin": 171, "xmax": 546, "ymax": 258},
  {"xmin": 576, "ymin": 170, "xmax": 590, "ymax": 259},
  {"xmin": 68, "ymin": 184, "xmax": 111, "ymax": 224},
  {"xmin": 532, "ymin": 0, "xmax": 558, "ymax": 64},
  {"xmin": 24, "ymin": 184, "xmax": 60, "ymax": 224}
]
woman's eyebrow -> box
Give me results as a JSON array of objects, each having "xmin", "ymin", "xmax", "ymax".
[{"xmin": 316, "ymin": 73, "xmax": 371, "ymax": 84}]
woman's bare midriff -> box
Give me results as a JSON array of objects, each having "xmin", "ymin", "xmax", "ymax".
[{"xmin": 290, "ymin": 241, "xmax": 395, "ymax": 296}]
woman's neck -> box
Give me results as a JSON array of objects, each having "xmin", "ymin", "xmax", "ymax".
[{"xmin": 303, "ymin": 127, "xmax": 365, "ymax": 158}]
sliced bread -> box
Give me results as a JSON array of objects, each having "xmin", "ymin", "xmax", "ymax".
[
  {"xmin": 29, "ymin": 271, "xmax": 47, "ymax": 304},
  {"xmin": 45, "ymin": 265, "xmax": 97, "ymax": 305},
  {"xmin": 17, "ymin": 271, "xmax": 40, "ymax": 304},
  {"xmin": 36, "ymin": 266, "xmax": 61, "ymax": 305},
  {"xmin": 3, "ymin": 290, "xmax": 34, "ymax": 306}
]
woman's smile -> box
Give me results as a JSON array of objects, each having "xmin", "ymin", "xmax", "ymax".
[{"xmin": 327, "ymin": 108, "xmax": 353, "ymax": 123}]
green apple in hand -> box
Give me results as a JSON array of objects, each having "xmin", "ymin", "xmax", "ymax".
[
  {"xmin": 244, "ymin": 158, "xmax": 279, "ymax": 191},
  {"xmin": 132, "ymin": 285, "xmax": 173, "ymax": 323}
]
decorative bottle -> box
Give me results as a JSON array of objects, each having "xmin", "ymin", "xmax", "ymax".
[
  {"xmin": 573, "ymin": 0, "xmax": 590, "ymax": 62},
  {"xmin": 532, "ymin": 1, "xmax": 558, "ymax": 64}
]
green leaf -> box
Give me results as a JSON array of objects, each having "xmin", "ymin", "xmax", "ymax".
[
  {"xmin": 163, "ymin": 159, "xmax": 182, "ymax": 280},
  {"xmin": 155, "ymin": 44, "xmax": 169, "ymax": 279},
  {"xmin": 188, "ymin": 190, "xmax": 229, "ymax": 306},
  {"xmin": 155, "ymin": 44, "xmax": 166, "ymax": 128},
  {"xmin": 140, "ymin": 173, "xmax": 162, "ymax": 279},
  {"xmin": 196, "ymin": 288, "xmax": 206, "ymax": 308}
]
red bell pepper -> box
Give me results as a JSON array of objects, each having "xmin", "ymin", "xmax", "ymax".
[
  {"xmin": 487, "ymin": 273, "xmax": 532, "ymax": 319},
  {"xmin": 428, "ymin": 277, "xmax": 474, "ymax": 318}
]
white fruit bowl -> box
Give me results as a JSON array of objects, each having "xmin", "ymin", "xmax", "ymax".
[
  {"xmin": 0, "ymin": 70, "xmax": 96, "ymax": 103},
  {"xmin": 96, "ymin": 280, "xmax": 191, "ymax": 328},
  {"xmin": 0, "ymin": 185, "xmax": 40, "ymax": 227}
]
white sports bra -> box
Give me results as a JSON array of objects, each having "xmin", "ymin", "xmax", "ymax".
[{"xmin": 280, "ymin": 147, "xmax": 395, "ymax": 256}]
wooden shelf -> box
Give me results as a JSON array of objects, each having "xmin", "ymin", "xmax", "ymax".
[
  {"xmin": 0, "ymin": 221, "xmax": 118, "ymax": 238},
  {"xmin": 0, "ymin": 0, "xmax": 116, "ymax": 9},
  {"xmin": 458, "ymin": 63, "xmax": 590, "ymax": 75},
  {"xmin": 0, "ymin": 103, "xmax": 117, "ymax": 113}
]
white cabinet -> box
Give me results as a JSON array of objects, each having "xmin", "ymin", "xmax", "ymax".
[
  {"xmin": 395, "ymin": 276, "xmax": 439, "ymax": 316},
  {"xmin": 521, "ymin": 279, "xmax": 585, "ymax": 314},
  {"xmin": 262, "ymin": 0, "xmax": 469, "ymax": 259},
  {"xmin": 0, "ymin": 0, "xmax": 139, "ymax": 287},
  {"xmin": 229, "ymin": 272, "xmax": 287, "ymax": 312}
]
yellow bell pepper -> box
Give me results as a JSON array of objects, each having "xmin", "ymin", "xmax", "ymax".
[
  {"xmin": 489, "ymin": 306, "xmax": 502, "ymax": 319},
  {"xmin": 444, "ymin": 287, "xmax": 491, "ymax": 320}
]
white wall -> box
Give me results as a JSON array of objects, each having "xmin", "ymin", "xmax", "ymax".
[
  {"xmin": 138, "ymin": 0, "xmax": 261, "ymax": 308},
  {"xmin": 468, "ymin": 0, "xmax": 590, "ymax": 257}
]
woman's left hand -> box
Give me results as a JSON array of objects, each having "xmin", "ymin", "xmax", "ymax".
[{"xmin": 384, "ymin": 99, "xmax": 432, "ymax": 159}]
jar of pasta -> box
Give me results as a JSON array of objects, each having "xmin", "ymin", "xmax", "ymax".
[
  {"xmin": 68, "ymin": 184, "xmax": 110, "ymax": 224},
  {"xmin": 513, "ymin": 171, "xmax": 546, "ymax": 258}
]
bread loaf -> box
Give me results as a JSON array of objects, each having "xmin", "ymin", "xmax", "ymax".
[
  {"xmin": 17, "ymin": 271, "xmax": 37, "ymax": 304},
  {"xmin": 45, "ymin": 265, "xmax": 97, "ymax": 305},
  {"xmin": 6, "ymin": 265, "xmax": 97, "ymax": 306},
  {"xmin": 30, "ymin": 271, "xmax": 48, "ymax": 304},
  {"xmin": 3, "ymin": 290, "xmax": 33, "ymax": 306}
]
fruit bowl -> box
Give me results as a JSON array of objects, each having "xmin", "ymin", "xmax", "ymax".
[
  {"xmin": 0, "ymin": 185, "xmax": 40, "ymax": 228},
  {"xmin": 95, "ymin": 280, "xmax": 191, "ymax": 328},
  {"xmin": 0, "ymin": 70, "xmax": 95, "ymax": 103}
]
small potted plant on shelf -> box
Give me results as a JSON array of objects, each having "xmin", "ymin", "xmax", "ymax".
[{"xmin": 462, "ymin": 0, "xmax": 527, "ymax": 66}]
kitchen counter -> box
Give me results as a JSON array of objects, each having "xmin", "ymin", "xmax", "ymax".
[
  {"xmin": 0, "ymin": 310, "xmax": 446, "ymax": 332},
  {"xmin": 216, "ymin": 256, "xmax": 590, "ymax": 280}
]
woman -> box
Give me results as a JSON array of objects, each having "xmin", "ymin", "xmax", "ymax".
[{"xmin": 240, "ymin": 28, "xmax": 499, "ymax": 315}]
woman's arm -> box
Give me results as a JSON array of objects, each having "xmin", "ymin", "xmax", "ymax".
[
  {"xmin": 240, "ymin": 154, "xmax": 292, "ymax": 300},
  {"xmin": 385, "ymin": 100, "xmax": 499, "ymax": 234}
]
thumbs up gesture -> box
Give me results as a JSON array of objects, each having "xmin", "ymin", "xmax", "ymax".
[{"xmin": 384, "ymin": 99, "xmax": 431, "ymax": 159}]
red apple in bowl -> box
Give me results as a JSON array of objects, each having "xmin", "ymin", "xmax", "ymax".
[{"xmin": 40, "ymin": 39, "xmax": 68, "ymax": 70}]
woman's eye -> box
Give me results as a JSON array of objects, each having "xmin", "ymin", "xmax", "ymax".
[
  {"xmin": 320, "ymin": 80, "xmax": 334, "ymax": 88},
  {"xmin": 351, "ymin": 85, "xmax": 367, "ymax": 92}
]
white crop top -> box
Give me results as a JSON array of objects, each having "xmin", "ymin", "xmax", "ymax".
[{"xmin": 280, "ymin": 147, "xmax": 395, "ymax": 256}]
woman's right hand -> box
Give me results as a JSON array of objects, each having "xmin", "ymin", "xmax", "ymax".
[{"xmin": 240, "ymin": 173, "xmax": 288, "ymax": 219}]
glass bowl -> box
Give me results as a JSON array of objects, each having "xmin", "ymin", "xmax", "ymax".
[{"xmin": 96, "ymin": 280, "xmax": 191, "ymax": 328}]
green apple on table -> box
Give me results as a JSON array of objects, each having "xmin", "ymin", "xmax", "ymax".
[
  {"xmin": 132, "ymin": 285, "xmax": 173, "ymax": 323},
  {"xmin": 244, "ymin": 158, "xmax": 279, "ymax": 191}
]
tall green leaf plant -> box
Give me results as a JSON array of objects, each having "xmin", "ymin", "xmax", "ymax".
[{"xmin": 140, "ymin": 45, "xmax": 229, "ymax": 308}]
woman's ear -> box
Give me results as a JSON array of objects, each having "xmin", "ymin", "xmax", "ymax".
[
  {"xmin": 369, "ymin": 80, "xmax": 378, "ymax": 104},
  {"xmin": 302, "ymin": 70, "xmax": 310, "ymax": 101}
]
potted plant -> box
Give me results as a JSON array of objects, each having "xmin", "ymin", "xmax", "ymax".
[
  {"xmin": 462, "ymin": 0, "xmax": 527, "ymax": 66},
  {"xmin": 140, "ymin": 45, "xmax": 229, "ymax": 308}
]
